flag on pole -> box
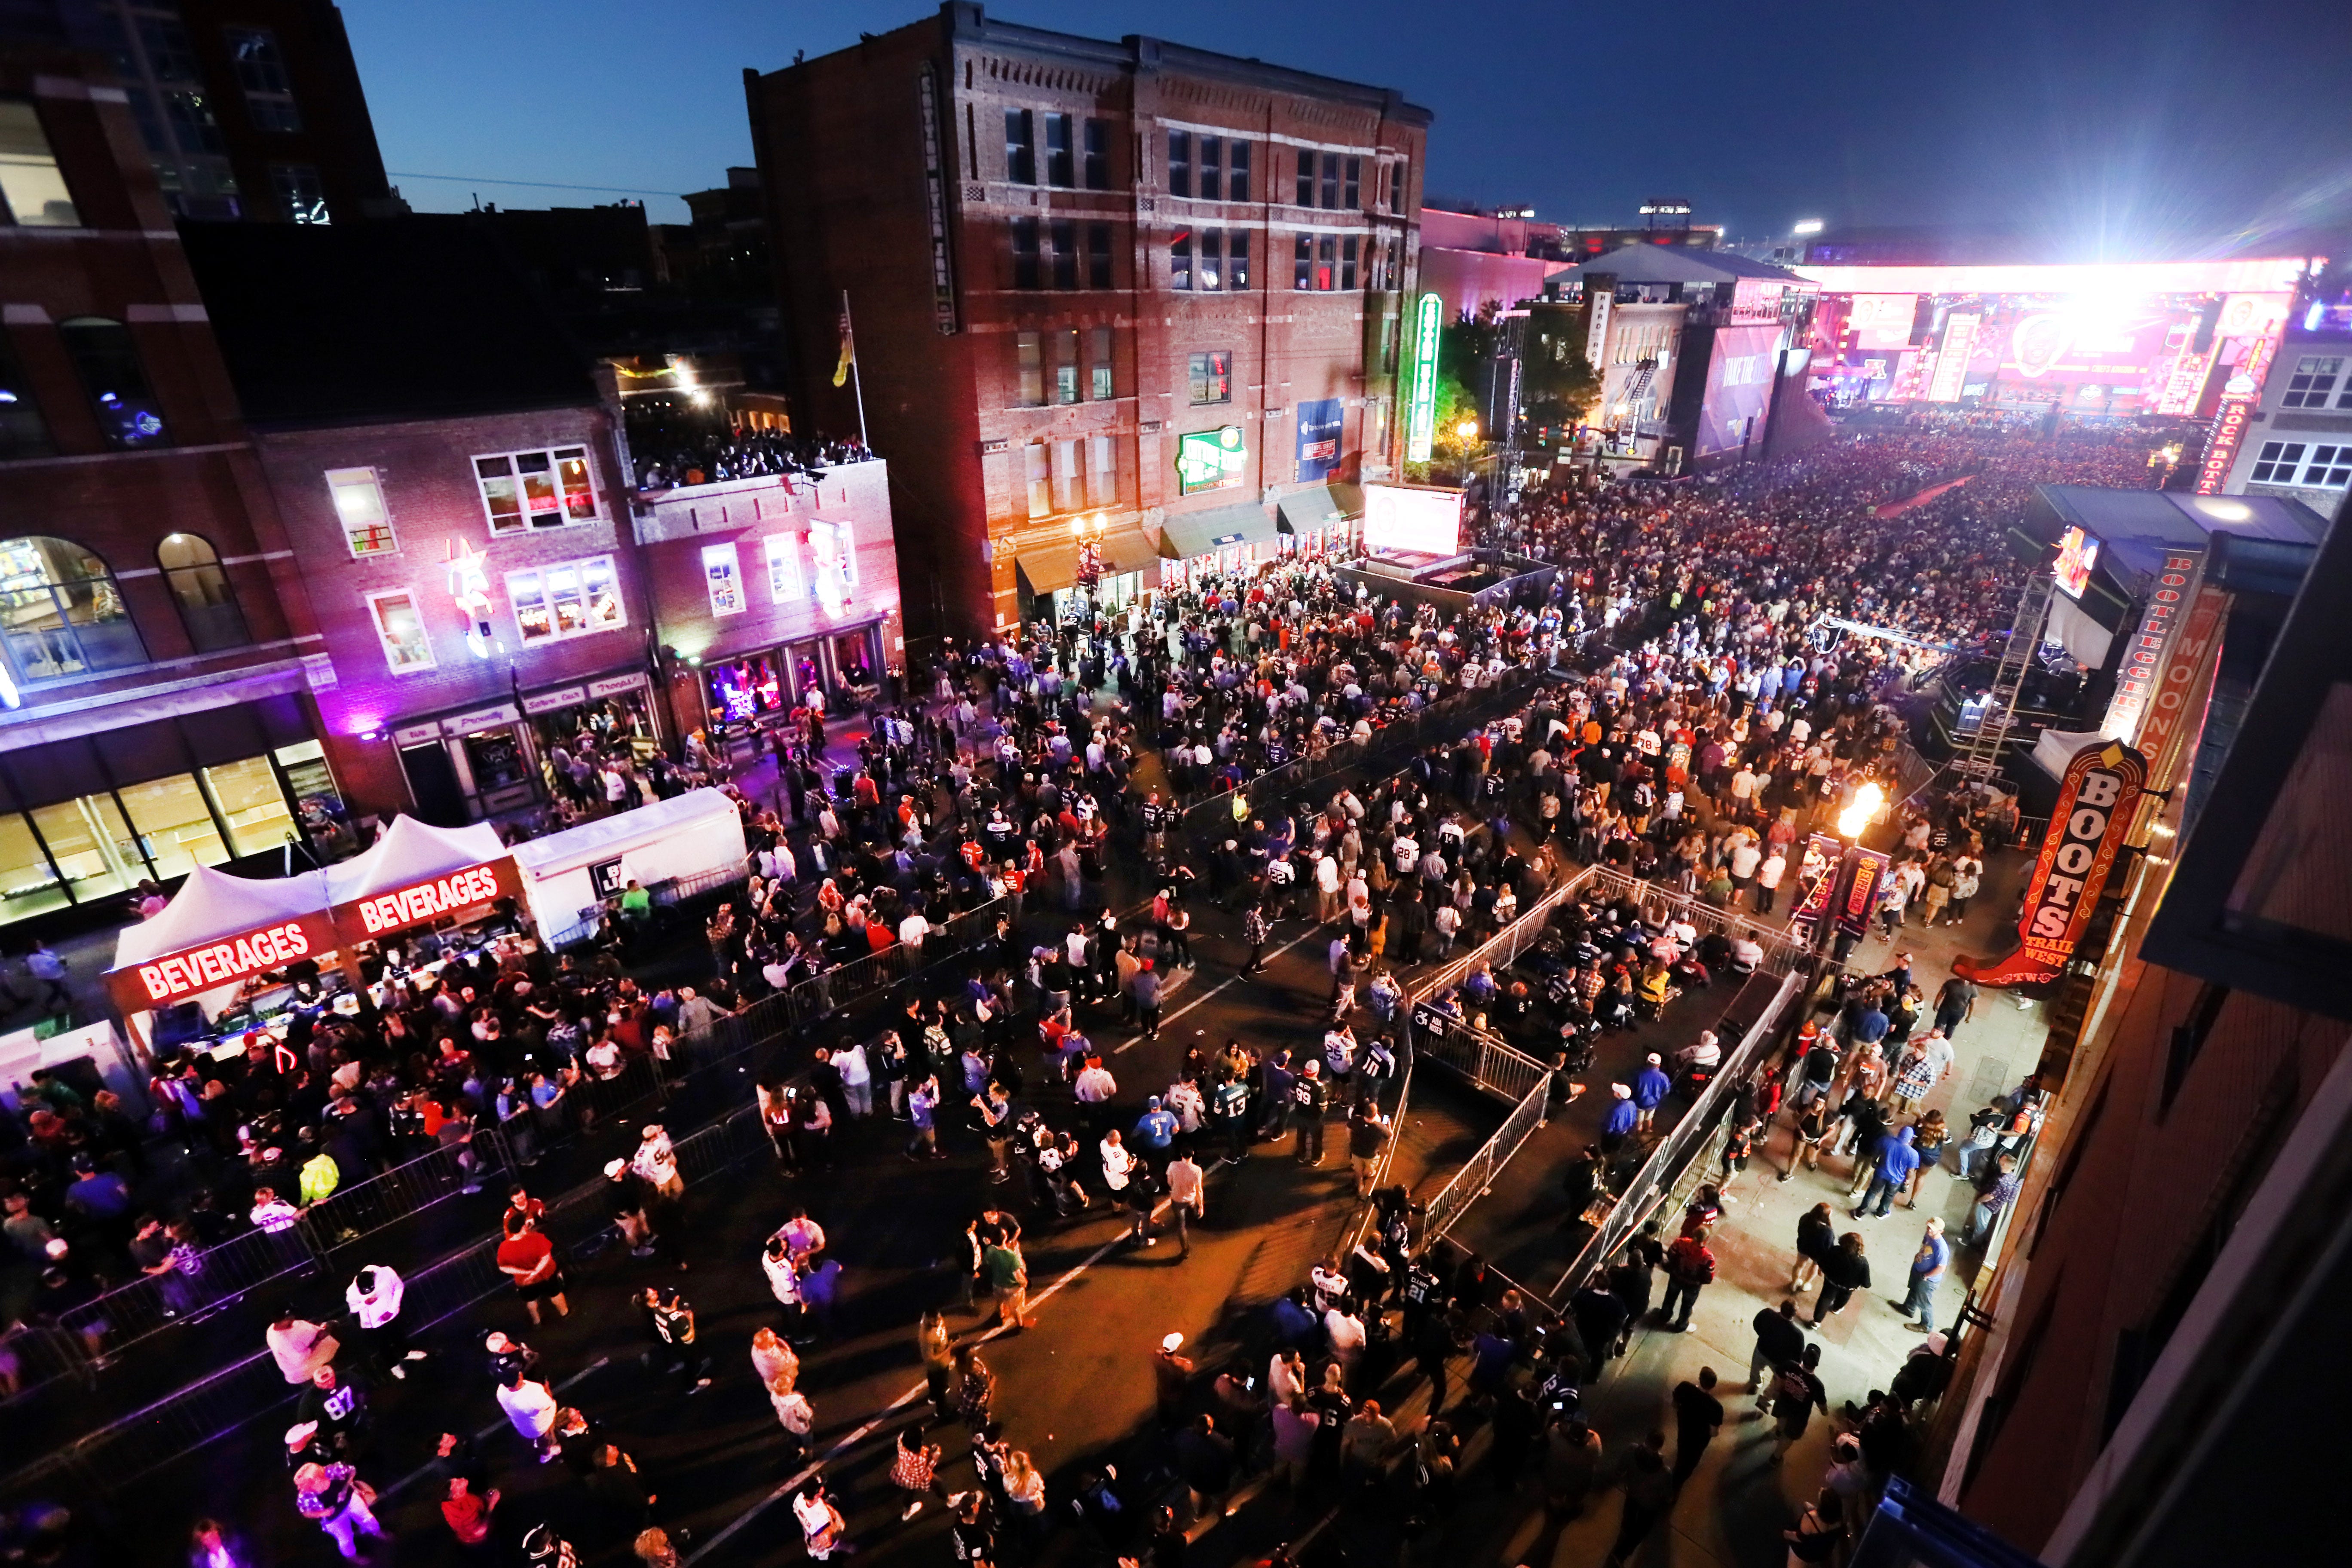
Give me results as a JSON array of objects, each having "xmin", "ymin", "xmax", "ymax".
[{"xmin": 832, "ymin": 299, "xmax": 855, "ymax": 388}]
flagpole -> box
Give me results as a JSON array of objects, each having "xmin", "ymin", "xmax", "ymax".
[{"xmin": 842, "ymin": 288, "xmax": 869, "ymax": 450}]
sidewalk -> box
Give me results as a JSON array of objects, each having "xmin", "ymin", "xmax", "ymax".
[{"xmin": 1482, "ymin": 845, "xmax": 2044, "ymax": 1568}]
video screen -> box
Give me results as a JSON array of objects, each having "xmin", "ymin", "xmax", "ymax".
[
  {"xmin": 1363, "ymin": 484, "xmax": 1464, "ymax": 557},
  {"xmin": 2054, "ymin": 525, "xmax": 2101, "ymax": 599}
]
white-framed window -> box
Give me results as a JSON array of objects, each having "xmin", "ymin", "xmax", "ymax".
[
  {"xmin": 2282, "ymin": 356, "xmax": 2344, "ymax": 410},
  {"xmin": 1051, "ymin": 438, "xmax": 1081, "ymax": 512},
  {"xmin": 702, "ymin": 542, "xmax": 744, "ymax": 616},
  {"xmin": 472, "ymin": 446, "xmax": 599, "ymax": 536},
  {"xmin": 325, "ymin": 467, "xmax": 396, "ymax": 557},
  {"xmin": 807, "ymin": 524, "xmax": 850, "ymax": 611},
  {"xmin": 365, "ymin": 588, "xmax": 433, "ymax": 673},
  {"xmin": 764, "ymin": 533, "xmax": 804, "ymax": 604},
  {"xmin": 505, "ymin": 553, "xmax": 623, "ymax": 645},
  {"xmin": 2295, "ymin": 443, "xmax": 2352, "ymax": 489},
  {"xmin": 1025, "ymin": 441, "xmax": 1050, "ymax": 518},
  {"xmin": 1087, "ymin": 435, "xmax": 1117, "ymax": 508},
  {"xmin": 2250, "ymin": 441, "xmax": 2306, "ymax": 484}
]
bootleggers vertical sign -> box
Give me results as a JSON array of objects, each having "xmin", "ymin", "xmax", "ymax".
[{"xmin": 1957, "ymin": 739, "xmax": 2146, "ymax": 987}]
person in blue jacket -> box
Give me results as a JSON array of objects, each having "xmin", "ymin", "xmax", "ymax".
[
  {"xmin": 1602, "ymin": 1083, "xmax": 1639, "ymax": 1155},
  {"xmin": 1632, "ymin": 1053, "xmax": 1672, "ymax": 1131},
  {"xmin": 1852, "ymin": 1124, "xmax": 1920, "ymax": 1219}
]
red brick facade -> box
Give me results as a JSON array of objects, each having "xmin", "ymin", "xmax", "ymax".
[{"xmin": 747, "ymin": 3, "xmax": 1427, "ymax": 647}]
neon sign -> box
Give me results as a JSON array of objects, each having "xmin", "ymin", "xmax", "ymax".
[
  {"xmin": 1174, "ymin": 426, "xmax": 1247, "ymax": 495},
  {"xmin": 343, "ymin": 861, "xmax": 512, "ymax": 937},
  {"xmin": 1405, "ymin": 291, "xmax": 1442, "ymax": 463}
]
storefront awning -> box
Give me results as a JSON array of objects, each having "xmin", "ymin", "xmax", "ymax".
[
  {"xmin": 1160, "ymin": 502, "xmax": 1278, "ymax": 559},
  {"xmin": 1277, "ymin": 483, "xmax": 1364, "ymax": 533},
  {"xmin": 1099, "ymin": 525, "xmax": 1162, "ymax": 576},
  {"xmin": 1015, "ymin": 540, "xmax": 1081, "ymax": 598}
]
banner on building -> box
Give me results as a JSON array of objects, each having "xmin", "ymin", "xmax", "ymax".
[
  {"xmin": 1957, "ymin": 739, "xmax": 2147, "ymax": 987},
  {"xmin": 1295, "ymin": 398, "xmax": 1343, "ymax": 482},
  {"xmin": 2101, "ymin": 549, "xmax": 2204, "ymax": 741},
  {"xmin": 1787, "ymin": 832, "xmax": 1844, "ymax": 933}
]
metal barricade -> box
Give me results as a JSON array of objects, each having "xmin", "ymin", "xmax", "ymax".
[
  {"xmin": 1423, "ymin": 1075, "xmax": 1549, "ymax": 1245},
  {"xmin": 1547, "ymin": 969, "xmax": 1803, "ymax": 1302},
  {"xmin": 1411, "ymin": 1006, "xmax": 1550, "ymax": 1105},
  {"xmin": 1579, "ymin": 863, "xmax": 1814, "ymax": 977}
]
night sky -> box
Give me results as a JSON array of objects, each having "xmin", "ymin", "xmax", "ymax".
[{"xmin": 344, "ymin": 0, "xmax": 2352, "ymax": 254}]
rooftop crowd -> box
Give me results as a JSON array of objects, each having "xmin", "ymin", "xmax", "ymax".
[{"xmin": 0, "ymin": 418, "xmax": 2152, "ymax": 1568}]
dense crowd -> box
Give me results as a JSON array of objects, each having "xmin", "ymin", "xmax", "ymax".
[{"xmin": 0, "ymin": 419, "xmax": 2151, "ymax": 1568}]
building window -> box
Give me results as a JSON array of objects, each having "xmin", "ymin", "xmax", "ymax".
[
  {"xmin": 1087, "ymin": 434, "xmax": 1116, "ymax": 507},
  {"xmin": 1024, "ymin": 441, "xmax": 1050, "ymax": 518},
  {"xmin": 1391, "ymin": 157, "xmax": 1409, "ymax": 214},
  {"xmin": 1004, "ymin": 108, "xmax": 1035, "ymax": 184},
  {"xmin": 1199, "ymin": 229, "xmax": 1223, "ymax": 291},
  {"xmin": 58, "ymin": 318, "xmax": 168, "ymax": 447},
  {"xmin": 1043, "ymin": 111, "xmax": 1073, "ymax": 187},
  {"xmin": 1295, "ymin": 150, "xmax": 1313, "ymax": 208},
  {"xmin": 1082, "ymin": 118, "xmax": 1110, "ymax": 190},
  {"xmin": 1343, "ymin": 157, "xmax": 1360, "ymax": 211},
  {"xmin": 1317, "ymin": 235, "xmax": 1335, "ymax": 291},
  {"xmin": 325, "ymin": 467, "xmax": 397, "ymax": 556},
  {"xmin": 224, "ymin": 27, "xmax": 301, "ymax": 133},
  {"xmin": 764, "ymin": 533, "xmax": 804, "ymax": 603},
  {"xmin": 2282, "ymin": 356, "xmax": 2343, "ymax": 410},
  {"xmin": 270, "ymin": 163, "xmax": 328, "ymax": 224},
  {"xmin": 472, "ymin": 447, "xmax": 598, "ymax": 534},
  {"xmin": 1089, "ymin": 325, "xmax": 1114, "ymax": 400},
  {"xmin": 202, "ymin": 753, "xmax": 300, "ymax": 857},
  {"xmin": 1188, "ymin": 350, "xmax": 1233, "ymax": 405},
  {"xmin": 1198, "ymin": 135, "xmax": 1222, "ymax": 201},
  {"xmin": 116, "ymin": 773, "xmax": 226, "ymax": 878},
  {"xmin": 1171, "ymin": 228, "xmax": 1192, "ymax": 291},
  {"xmin": 1011, "ymin": 217, "xmax": 1040, "ymax": 289},
  {"xmin": 0, "ymin": 99, "xmax": 81, "ymax": 227},
  {"xmin": 1054, "ymin": 328, "xmax": 1080, "ymax": 405},
  {"xmin": 1051, "ymin": 438, "xmax": 1081, "ymax": 513},
  {"xmin": 1049, "ymin": 218, "xmax": 1077, "ymax": 290},
  {"xmin": 1223, "ymin": 140, "xmax": 1250, "ymax": 205},
  {"xmin": 506, "ymin": 553, "xmax": 624, "ymax": 645},
  {"xmin": 2250, "ymin": 441, "xmax": 2305, "ymax": 484},
  {"xmin": 138, "ymin": 15, "xmax": 199, "ymax": 82},
  {"xmin": 0, "ymin": 328, "xmax": 54, "ymax": 457},
  {"xmin": 1087, "ymin": 221, "xmax": 1113, "ymax": 289},
  {"xmin": 2297, "ymin": 444, "xmax": 2352, "ymax": 488},
  {"xmin": 0, "ymin": 536, "xmax": 146, "ymax": 683},
  {"xmin": 364, "ymin": 588, "xmax": 433, "ymax": 672},
  {"xmin": 1342, "ymin": 234, "xmax": 1359, "ymax": 291},
  {"xmin": 1228, "ymin": 230, "xmax": 1252, "ymax": 291},
  {"xmin": 1167, "ymin": 130, "xmax": 1190, "ymax": 199},
  {"xmin": 1014, "ymin": 330, "xmax": 1044, "ymax": 406},
  {"xmin": 162, "ymin": 90, "xmax": 226, "ymax": 156},
  {"xmin": 1294, "ymin": 233, "xmax": 1311, "ymax": 290},
  {"xmin": 1320, "ymin": 153, "xmax": 1338, "ymax": 210},
  {"xmin": 157, "ymin": 532, "xmax": 249, "ymax": 652}
]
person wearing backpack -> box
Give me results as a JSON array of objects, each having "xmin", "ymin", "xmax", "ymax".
[{"xmin": 1658, "ymin": 1231, "xmax": 1716, "ymax": 1333}]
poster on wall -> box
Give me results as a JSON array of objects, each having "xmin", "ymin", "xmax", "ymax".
[
  {"xmin": 1957, "ymin": 739, "xmax": 2147, "ymax": 987},
  {"xmin": 1295, "ymin": 398, "xmax": 1343, "ymax": 482},
  {"xmin": 1175, "ymin": 426, "xmax": 1248, "ymax": 495},
  {"xmin": 701, "ymin": 542, "xmax": 744, "ymax": 616}
]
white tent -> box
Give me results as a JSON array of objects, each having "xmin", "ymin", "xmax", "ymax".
[
  {"xmin": 326, "ymin": 815, "xmax": 509, "ymax": 909},
  {"xmin": 113, "ymin": 862, "xmax": 331, "ymax": 971}
]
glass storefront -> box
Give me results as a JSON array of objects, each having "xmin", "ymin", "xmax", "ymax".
[
  {"xmin": 460, "ymin": 728, "xmax": 532, "ymax": 796},
  {"xmin": 704, "ymin": 655, "xmax": 784, "ymax": 726},
  {"xmin": 701, "ymin": 625, "xmax": 885, "ymax": 729},
  {"xmin": 0, "ymin": 740, "xmax": 343, "ymax": 929}
]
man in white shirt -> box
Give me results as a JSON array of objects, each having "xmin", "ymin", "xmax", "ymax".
[{"xmin": 345, "ymin": 1265, "xmax": 426, "ymax": 1379}]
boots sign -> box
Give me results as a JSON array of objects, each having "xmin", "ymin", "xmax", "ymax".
[{"xmin": 1958, "ymin": 739, "xmax": 2146, "ymax": 988}]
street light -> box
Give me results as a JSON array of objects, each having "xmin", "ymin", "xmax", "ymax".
[{"xmin": 1456, "ymin": 418, "xmax": 1479, "ymax": 441}]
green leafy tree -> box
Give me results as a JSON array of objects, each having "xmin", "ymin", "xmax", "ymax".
[{"xmin": 1521, "ymin": 321, "xmax": 1600, "ymax": 435}]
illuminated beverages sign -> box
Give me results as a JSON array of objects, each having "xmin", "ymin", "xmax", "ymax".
[
  {"xmin": 343, "ymin": 860, "xmax": 514, "ymax": 937},
  {"xmin": 111, "ymin": 913, "xmax": 340, "ymax": 1014},
  {"xmin": 1406, "ymin": 291, "xmax": 1442, "ymax": 463},
  {"xmin": 1174, "ymin": 426, "xmax": 1247, "ymax": 495}
]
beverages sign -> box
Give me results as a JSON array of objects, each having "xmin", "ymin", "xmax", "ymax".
[
  {"xmin": 337, "ymin": 858, "xmax": 519, "ymax": 939},
  {"xmin": 1958, "ymin": 740, "xmax": 2146, "ymax": 987},
  {"xmin": 1175, "ymin": 426, "xmax": 1248, "ymax": 495},
  {"xmin": 111, "ymin": 914, "xmax": 340, "ymax": 1013}
]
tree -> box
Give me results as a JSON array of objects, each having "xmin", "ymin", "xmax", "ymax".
[{"xmin": 1521, "ymin": 322, "xmax": 1600, "ymax": 435}]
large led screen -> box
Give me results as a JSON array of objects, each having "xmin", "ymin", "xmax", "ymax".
[{"xmin": 1363, "ymin": 484, "xmax": 1463, "ymax": 556}]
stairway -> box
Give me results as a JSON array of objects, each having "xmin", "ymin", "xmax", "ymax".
[{"xmin": 1951, "ymin": 572, "xmax": 2055, "ymax": 786}]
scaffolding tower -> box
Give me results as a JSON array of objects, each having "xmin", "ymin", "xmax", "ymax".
[{"xmin": 1950, "ymin": 570, "xmax": 2056, "ymax": 786}]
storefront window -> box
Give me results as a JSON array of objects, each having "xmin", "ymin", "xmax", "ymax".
[
  {"xmin": 462, "ymin": 729, "xmax": 530, "ymax": 792},
  {"xmin": 275, "ymin": 739, "xmax": 351, "ymax": 851},
  {"xmin": 202, "ymin": 754, "xmax": 296, "ymax": 856},
  {"xmin": 510, "ymin": 568, "xmax": 551, "ymax": 641},
  {"xmin": 832, "ymin": 628, "xmax": 877, "ymax": 690},
  {"xmin": 705, "ymin": 656, "xmax": 782, "ymax": 724},
  {"xmin": 30, "ymin": 796, "xmax": 140, "ymax": 903},
  {"xmin": 116, "ymin": 773, "xmax": 229, "ymax": 878},
  {"xmin": 582, "ymin": 556, "xmax": 622, "ymax": 627},
  {"xmin": 0, "ymin": 814, "xmax": 68, "ymax": 920},
  {"xmin": 547, "ymin": 562, "xmax": 585, "ymax": 635}
]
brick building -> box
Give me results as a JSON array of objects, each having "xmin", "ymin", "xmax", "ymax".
[
  {"xmin": 180, "ymin": 217, "xmax": 903, "ymax": 827},
  {"xmin": 59, "ymin": 0, "xmax": 399, "ymax": 224},
  {"xmin": 0, "ymin": 35, "xmax": 339, "ymax": 937},
  {"xmin": 745, "ymin": 2, "xmax": 1428, "ymax": 647}
]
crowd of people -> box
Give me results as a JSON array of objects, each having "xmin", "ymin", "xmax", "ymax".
[{"xmin": 0, "ymin": 417, "xmax": 2163, "ymax": 1568}]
